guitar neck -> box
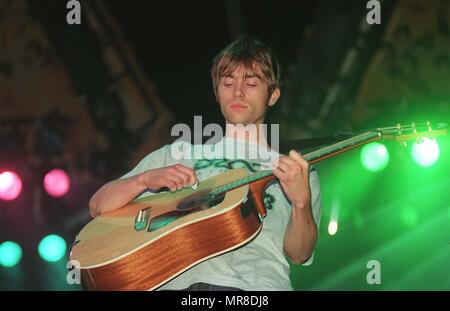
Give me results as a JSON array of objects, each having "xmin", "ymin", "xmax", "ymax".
[
  {"xmin": 305, "ymin": 131, "xmax": 381, "ymax": 164},
  {"xmin": 210, "ymin": 131, "xmax": 382, "ymax": 195}
]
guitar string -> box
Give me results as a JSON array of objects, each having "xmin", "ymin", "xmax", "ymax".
[{"xmin": 209, "ymin": 131, "xmax": 380, "ymax": 196}]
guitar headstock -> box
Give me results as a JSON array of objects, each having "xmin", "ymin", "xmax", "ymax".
[{"xmin": 375, "ymin": 122, "xmax": 448, "ymax": 144}]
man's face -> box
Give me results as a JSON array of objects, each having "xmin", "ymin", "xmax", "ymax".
[{"xmin": 217, "ymin": 64, "xmax": 279, "ymax": 126}]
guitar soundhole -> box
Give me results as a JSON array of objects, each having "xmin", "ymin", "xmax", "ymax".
[
  {"xmin": 148, "ymin": 193, "xmax": 226, "ymax": 232},
  {"xmin": 175, "ymin": 190, "xmax": 212, "ymax": 211},
  {"xmin": 206, "ymin": 193, "xmax": 225, "ymax": 208}
]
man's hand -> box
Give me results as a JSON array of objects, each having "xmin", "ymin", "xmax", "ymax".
[
  {"xmin": 275, "ymin": 150, "xmax": 317, "ymax": 264},
  {"xmin": 273, "ymin": 150, "xmax": 311, "ymax": 207},
  {"xmin": 138, "ymin": 164, "xmax": 197, "ymax": 192}
]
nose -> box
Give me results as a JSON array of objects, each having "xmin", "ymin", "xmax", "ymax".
[{"xmin": 233, "ymin": 81, "xmax": 244, "ymax": 99}]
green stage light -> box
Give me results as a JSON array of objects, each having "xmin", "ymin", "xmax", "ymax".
[
  {"xmin": 38, "ymin": 235, "xmax": 67, "ymax": 262},
  {"xmin": 0, "ymin": 241, "xmax": 22, "ymax": 267},
  {"xmin": 360, "ymin": 142, "xmax": 389, "ymax": 172},
  {"xmin": 328, "ymin": 220, "xmax": 338, "ymax": 236},
  {"xmin": 411, "ymin": 138, "xmax": 440, "ymax": 167}
]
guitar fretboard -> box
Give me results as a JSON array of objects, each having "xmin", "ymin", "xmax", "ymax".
[{"xmin": 210, "ymin": 131, "xmax": 381, "ymax": 195}]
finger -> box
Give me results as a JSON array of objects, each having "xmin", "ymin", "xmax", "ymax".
[
  {"xmin": 277, "ymin": 156, "xmax": 301, "ymax": 174},
  {"xmin": 168, "ymin": 166, "xmax": 192, "ymax": 188},
  {"xmin": 289, "ymin": 149, "xmax": 309, "ymax": 166},
  {"xmin": 289, "ymin": 149, "xmax": 302, "ymax": 159},
  {"xmin": 174, "ymin": 170, "xmax": 192, "ymax": 187},
  {"xmin": 272, "ymin": 166, "xmax": 287, "ymax": 180},
  {"xmin": 279, "ymin": 155, "xmax": 297, "ymax": 167},
  {"xmin": 275, "ymin": 160, "xmax": 290, "ymax": 173},
  {"xmin": 174, "ymin": 164, "xmax": 198, "ymax": 185},
  {"xmin": 166, "ymin": 180, "xmax": 178, "ymax": 192},
  {"xmin": 167, "ymin": 174, "xmax": 185, "ymax": 190}
]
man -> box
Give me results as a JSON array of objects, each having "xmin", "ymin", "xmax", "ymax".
[{"xmin": 89, "ymin": 36, "xmax": 321, "ymax": 291}]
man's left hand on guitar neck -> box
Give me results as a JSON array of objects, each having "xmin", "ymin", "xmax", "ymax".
[
  {"xmin": 273, "ymin": 149, "xmax": 318, "ymax": 264},
  {"xmin": 273, "ymin": 149, "xmax": 311, "ymax": 207}
]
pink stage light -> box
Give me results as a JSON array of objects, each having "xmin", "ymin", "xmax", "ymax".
[
  {"xmin": 0, "ymin": 171, "xmax": 23, "ymax": 201},
  {"xmin": 43, "ymin": 169, "xmax": 70, "ymax": 197}
]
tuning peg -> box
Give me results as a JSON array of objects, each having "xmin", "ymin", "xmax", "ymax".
[
  {"xmin": 396, "ymin": 123, "xmax": 402, "ymax": 135},
  {"xmin": 412, "ymin": 122, "xmax": 417, "ymax": 134}
]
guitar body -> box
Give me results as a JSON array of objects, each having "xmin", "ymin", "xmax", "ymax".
[{"xmin": 70, "ymin": 168, "xmax": 272, "ymax": 291}]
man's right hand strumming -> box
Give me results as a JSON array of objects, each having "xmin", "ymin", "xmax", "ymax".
[
  {"xmin": 89, "ymin": 164, "xmax": 197, "ymax": 217},
  {"xmin": 137, "ymin": 164, "xmax": 197, "ymax": 193}
]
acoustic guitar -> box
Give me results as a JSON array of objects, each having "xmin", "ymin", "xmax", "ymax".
[{"xmin": 69, "ymin": 122, "xmax": 447, "ymax": 290}]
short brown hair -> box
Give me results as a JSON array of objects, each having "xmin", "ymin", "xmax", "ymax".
[{"xmin": 211, "ymin": 35, "xmax": 281, "ymax": 99}]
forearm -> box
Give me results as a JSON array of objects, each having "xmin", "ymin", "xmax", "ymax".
[
  {"xmin": 283, "ymin": 200, "xmax": 318, "ymax": 264},
  {"xmin": 89, "ymin": 174, "xmax": 147, "ymax": 217},
  {"xmin": 89, "ymin": 164, "xmax": 198, "ymax": 217}
]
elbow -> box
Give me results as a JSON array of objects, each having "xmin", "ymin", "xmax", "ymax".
[
  {"xmin": 284, "ymin": 232, "xmax": 318, "ymax": 265},
  {"xmin": 285, "ymin": 250, "xmax": 313, "ymax": 265},
  {"xmin": 89, "ymin": 195, "xmax": 100, "ymax": 218}
]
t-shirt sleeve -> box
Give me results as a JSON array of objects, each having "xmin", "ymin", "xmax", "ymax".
[
  {"xmin": 302, "ymin": 167, "xmax": 321, "ymax": 266},
  {"xmin": 119, "ymin": 144, "xmax": 170, "ymax": 180},
  {"xmin": 118, "ymin": 144, "xmax": 171, "ymax": 199}
]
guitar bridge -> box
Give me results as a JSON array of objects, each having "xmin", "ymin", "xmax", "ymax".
[{"xmin": 134, "ymin": 208, "xmax": 151, "ymax": 231}]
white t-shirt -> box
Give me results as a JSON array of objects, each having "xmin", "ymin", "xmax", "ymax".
[{"xmin": 120, "ymin": 137, "xmax": 321, "ymax": 291}]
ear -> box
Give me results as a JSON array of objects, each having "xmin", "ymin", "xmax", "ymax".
[{"xmin": 268, "ymin": 88, "xmax": 280, "ymax": 107}]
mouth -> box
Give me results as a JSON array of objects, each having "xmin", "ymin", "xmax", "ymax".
[{"xmin": 229, "ymin": 103, "xmax": 248, "ymax": 109}]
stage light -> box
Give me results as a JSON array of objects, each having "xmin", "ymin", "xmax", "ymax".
[
  {"xmin": 0, "ymin": 171, "xmax": 23, "ymax": 201},
  {"xmin": 38, "ymin": 235, "xmax": 67, "ymax": 262},
  {"xmin": 411, "ymin": 138, "xmax": 440, "ymax": 167},
  {"xmin": 328, "ymin": 199, "xmax": 340, "ymax": 236},
  {"xmin": 0, "ymin": 241, "xmax": 23, "ymax": 267},
  {"xmin": 360, "ymin": 142, "xmax": 389, "ymax": 172},
  {"xmin": 328, "ymin": 220, "xmax": 338, "ymax": 236},
  {"xmin": 43, "ymin": 169, "xmax": 70, "ymax": 197}
]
